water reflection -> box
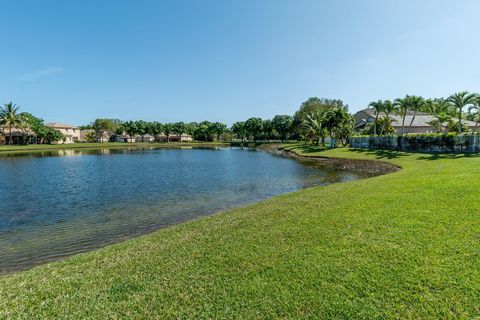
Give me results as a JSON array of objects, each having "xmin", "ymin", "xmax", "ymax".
[{"xmin": 0, "ymin": 147, "xmax": 374, "ymax": 273}]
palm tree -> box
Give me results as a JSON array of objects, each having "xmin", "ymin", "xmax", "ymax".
[
  {"xmin": 427, "ymin": 113, "xmax": 451, "ymax": 133},
  {"xmin": 447, "ymin": 91, "xmax": 478, "ymax": 134},
  {"xmin": 394, "ymin": 96, "xmax": 410, "ymax": 135},
  {"xmin": 304, "ymin": 111, "xmax": 326, "ymax": 146},
  {"xmin": 379, "ymin": 100, "xmax": 394, "ymax": 135},
  {"xmin": 407, "ymin": 96, "xmax": 425, "ymax": 128},
  {"xmin": 368, "ymin": 100, "xmax": 385, "ymax": 135},
  {"xmin": 0, "ymin": 102, "xmax": 24, "ymax": 145},
  {"xmin": 321, "ymin": 107, "xmax": 352, "ymax": 148},
  {"xmin": 468, "ymin": 97, "xmax": 480, "ymax": 127}
]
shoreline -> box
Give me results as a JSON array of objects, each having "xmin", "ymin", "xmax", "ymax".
[
  {"xmin": 0, "ymin": 145, "xmax": 389, "ymax": 275},
  {"xmin": 2, "ymin": 146, "xmax": 479, "ymax": 318},
  {"xmin": 0, "ymin": 141, "xmax": 229, "ymax": 154}
]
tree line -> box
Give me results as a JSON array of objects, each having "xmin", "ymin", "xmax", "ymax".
[
  {"xmin": 2, "ymin": 91, "xmax": 480, "ymax": 146},
  {"xmin": 83, "ymin": 119, "xmax": 229, "ymax": 143}
]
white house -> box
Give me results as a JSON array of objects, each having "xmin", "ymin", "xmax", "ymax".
[{"xmin": 45, "ymin": 123, "xmax": 81, "ymax": 144}]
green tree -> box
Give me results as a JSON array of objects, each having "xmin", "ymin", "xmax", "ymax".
[
  {"xmin": 272, "ymin": 115, "xmax": 293, "ymax": 142},
  {"xmin": 84, "ymin": 131, "xmax": 97, "ymax": 143},
  {"xmin": 368, "ymin": 100, "xmax": 385, "ymax": 135},
  {"xmin": 173, "ymin": 122, "xmax": 187, "ymax": 137},
  {"xmin": 211, "ymin": 122, "xmax": 227, "ymax": 141},
  {"xmin": 185, "ymin": 122, "xmax": 198, "ymax": 141},
  {"xmin": 379, "ymin": 100, "xmax": 395, "ymax": 135},
  {"xmin": 244, "ymin": 117, "xmax": 263, "ymax": 142},
  {"xmin": 424, "ymin": 98, "xmax": 454, "ymax": 116},
  {"xmin": 407, "ymin": 96, "xmax": 425, "ymax": 128},
  {"xmin": 365, "ymin": 116, "xmax": 395, "ymax": 135},
  {"xmin": 427, "ymin": 113, "xmax": 452, "ymax": 133},
  {"xmin": 194, "ymin": 121, "xmax": 214, "ymax": 142},
  {"xmin": 467, "ymin": 96, "xmax": 480, "ymax": 127},
  {"xmin": 321, "ymin": 107, "xmax": 353, "ymax": 148},
  {"xmin": 262, "ymin": 119, "xmax": 274, "ymax": 142},
  {"xmin": 149, "ymin": 122, "xmax": 164, "ymax": 142},
  {"xmin": 163, "ymin": 123, "xmax": 174, "ymax": 142},
  {"xmin": 394, "ymin": 96, "xmax": 411, "ymax": 134},
  {"xmin": 44, "ymin": 127, "xmax": 64, "ymax": 144},
  {"xmin": 0, "ymin": 102, "xmax": 25, "ymax": 145},
  {"xmin": 20, "ymin": 113, "xmax": 47, "ymax": 144},
  {"xmin": 134, "ymin": 120, "xmax": 148, "ymax": 142},
  {"xmin": 231, "ymin": 121, "xmax": 246, "ymax": 142},
  {"xmin": 294, "ymin": 97, "xmax": 347, "ymax": 138},
  {"xmin": 122, "ymin": 121, "xmax": 138, "ymax": 139},
  {"xmin": 303, "ymin": 111, "xmax": 326, "ymax": 146},
  {"xmin": 447, "ymin": 91, "xmax": 478, "ymax": 134},
  {"xmin": 92, "ymin": 119, "xmax": 119, "ymax": 142}
]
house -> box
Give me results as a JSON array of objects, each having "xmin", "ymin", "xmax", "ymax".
[
  {"xmin": 45, "ymin": 123, "xmax": 81, "ymax": 143},
  {"xmin": 135, "ymin": 134, "xmax": 155, "ymax": 142},
  {"xmin": 158, "ymin": 133, "xmax": 193, "ymax": 142},
  {"xmin": 0, "ymin": 126, "xmax": 35, "ymax": 145},
  {"xmin": 80, "ymin": 129, "xmax": 95, "ymax": 142},
  {"xmin": 354, "ymin": 108, "xmax": 480, "ymax": 134}
]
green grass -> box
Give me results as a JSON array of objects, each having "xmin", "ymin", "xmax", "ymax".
[
  {"xmin": 1, "ymin": 144, "xmax": 480, "ymax": 319},
  {"xmin": 0, "ymin": 141, "xmax": 228, "ymax": 153}
]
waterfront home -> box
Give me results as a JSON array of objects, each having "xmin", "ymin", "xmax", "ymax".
[
  {"xmin": 0, "ymin": 126, "xmax": 35, "ymax": 144},
  {"xmin": 122, "ymin": 135, "xmax": 136, "ymax": 143},
  {"xmin": 159, "ymin": 133, "xmax": 193, "ymax": 142},
  {"xmin": 45, "ymin": 123, "xmax": 81, "ymax": 143},
  {"xmin": 135, "ymin": 134, "xmax": 155, "ymax": 142},
  {"xmin": 80, "ymin": 129, "xmax": 94, "ymax": 142},
  {"xmin": 354, "ymin": 108, "xmax": 479, "ymax": 133}
]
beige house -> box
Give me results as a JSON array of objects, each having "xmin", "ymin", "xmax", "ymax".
[
  {"xmin": 354, "ymin": 108, "xmax": 480, "ymax": 134},
  {"xmin": 0, "ymin": 126, "xmax": 35, "ymax": 144},
  {"xmin": 80, "ymin": 129, "xmax": 95, "ymax": 142},
  {"xmin": 159, "ymin": 133, "xmax": 193, "ymax": 142},
  {"xmin": 45, "ymin": 123, "xmax": 81, "ymax": 144},
  {"xmin": 135, "ymin": 134, "xmax": 155, "ymax": 142}
]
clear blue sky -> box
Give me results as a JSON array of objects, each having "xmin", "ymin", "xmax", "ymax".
[{"xmin": 1, "ymin": 0, "xmax": 479, "ymax": 126}]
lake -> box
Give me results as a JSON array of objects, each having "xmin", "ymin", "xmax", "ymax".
[{"xmin": 0, "ymin": 147, "xmax": 373, "ymax": 273}]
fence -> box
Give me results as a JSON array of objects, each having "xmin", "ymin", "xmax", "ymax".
[{"xmin": 349, "ymin": 134, "xmax": 480, "ymax": 153}]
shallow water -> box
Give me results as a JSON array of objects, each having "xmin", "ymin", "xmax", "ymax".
[{"xmin": 0, "ymin": 147, "xmax": 373, "ymax": 273}]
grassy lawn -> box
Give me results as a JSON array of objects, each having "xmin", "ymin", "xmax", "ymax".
[
  {"xmin": 0, "ymin": 141, "xmax": 228, "ymax": 153},
  {"xmin": 1, "ymin": 144, "xmax": 480, "ymax": 319}
]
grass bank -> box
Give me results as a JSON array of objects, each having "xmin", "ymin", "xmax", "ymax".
[
  {"xmin": 0, "ymin": 141, "xmax": 228, "ymax": 153},
  {"xmin": 1, "ymin": 145, "xmax": 480, "ymax": 319}
]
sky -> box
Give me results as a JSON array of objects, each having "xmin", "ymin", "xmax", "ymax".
[{"xmin": 1, "ymin": 0, "xmax": 480, "ymax": 126}]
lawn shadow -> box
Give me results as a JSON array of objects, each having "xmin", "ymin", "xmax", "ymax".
[
  {"xmin": 350, "ymin": 148, "xmax": 480, "ymax": 161},
  {"xmin": 348, "ymin": 148, "xmax": 408, "ymax": 160},
  {"xmin": 416, "ymin": 153, "xmax": 480, "ymax": 161}
]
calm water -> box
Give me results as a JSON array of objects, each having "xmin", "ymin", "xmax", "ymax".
[{"xmin": 0, "ymin": 147, "xmax": 373, "ymax": 273}]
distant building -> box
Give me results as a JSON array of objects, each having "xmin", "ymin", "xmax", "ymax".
[
  {"xmin": 354, "ymin": 108, "xmax": 480, "ymax": 134},
  {"xmin": 135, "ymin": 134, "xmax": 155, "ymax": 142},
  {"xmin": 159, "ymin": 133, "xmax": 193, "ymax": 142},
  {"xmin": 80, "ymin": 129, "xmax": 95, "ymax": 142},
  {"xmin": 0, "ymin": 126, "xmax": 35, "ymax": 145},
  {"xmin": 45, "ymin": 123, "xmax": 81, "ymax": 144}
]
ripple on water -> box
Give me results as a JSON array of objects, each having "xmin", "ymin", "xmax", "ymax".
[{"xmin": 0, "ymin": 147, "xmax": 376, "ymax": 273}]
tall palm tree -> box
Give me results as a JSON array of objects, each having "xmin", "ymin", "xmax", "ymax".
[
  {"xmin": 447, "ymin": 91, "xmax": 478, "ymax": 134},
  {"xmin": 379, "ymin": 100, "xmax": 394, "ymax": 135},
  {"xmin": 394, "ymin": 96, "xmax": 410, "ymax": 135},
  {"xmin": 407, "ymin": 95, "xmax": 425, "ymax": 128},
  {"xmin": 368, "ymin": 100, "xmax": 384, "ymax": 135},
  {"xmin": 0, "ymin": 102, "xmax": 24, "ymax": 145}
]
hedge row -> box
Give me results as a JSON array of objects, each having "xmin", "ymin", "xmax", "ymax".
[{"xmin": 350, "ymin": 133, "xmax": 480, "ymax": 153}]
